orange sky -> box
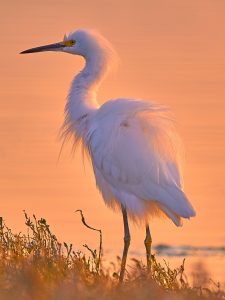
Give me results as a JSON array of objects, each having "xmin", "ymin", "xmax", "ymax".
[{"xmin": 0, "ymin": 0, "xmax": 225, "ymax": 256}]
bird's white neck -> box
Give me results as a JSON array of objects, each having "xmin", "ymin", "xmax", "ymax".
[
  {"xmin": 62, "ymin": 45, "xmax": 114, "ymax": 141},
  {"xmin": 65, "ymin": 55, "xmax": 108, "ymax": 122}
]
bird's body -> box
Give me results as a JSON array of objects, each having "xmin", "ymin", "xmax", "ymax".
[
  {"xmin": 21, "ymin": 29, "xmax": 196, "ymax": 281},
  {"xmin": 68, "ymin": 97, "xmax": 192, "ymax": 226},
  {"xmin": 61, "ymin": 30, "xmax": 195, "ymax": 226}
]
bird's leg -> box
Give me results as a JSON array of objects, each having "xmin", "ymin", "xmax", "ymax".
[
  {"xmin": 119, "ymin": 205, "xmax": 131, "ymax": 283},
  {"xmin": 144, "ymin": 223, "xmax": 152, "ymax": 274}
]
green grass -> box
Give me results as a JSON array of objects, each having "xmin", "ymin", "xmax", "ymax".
[{"xmin": 0, "ymin": 212, "xmax": 223, "ymax": 300}]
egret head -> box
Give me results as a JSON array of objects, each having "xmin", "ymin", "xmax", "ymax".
[
  {"xmin": 20, "ymin": 29, "xmax": 117, "ymax": 60},
  {"xmin": 20, "ymin": 29, "xmax": 118, "ymax": 74}
]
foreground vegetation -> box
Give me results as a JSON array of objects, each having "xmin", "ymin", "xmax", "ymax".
[{"xmin": 0, "ymin": 212, "xmax": 223, "ymax": 300}]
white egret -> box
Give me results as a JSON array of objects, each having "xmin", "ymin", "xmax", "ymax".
[{"xmin": 20, "ymin": 29, "xmax": 196, "ymax": 282}]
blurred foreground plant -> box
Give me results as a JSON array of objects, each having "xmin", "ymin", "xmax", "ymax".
[{"xmin": 0, "ymin": 212, "xmax": 223, "ymax": 300}]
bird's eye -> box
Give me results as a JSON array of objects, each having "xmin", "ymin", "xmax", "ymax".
[{"xmin": 63, "ymin": 40, "xmax": 75, "ymax": 47}]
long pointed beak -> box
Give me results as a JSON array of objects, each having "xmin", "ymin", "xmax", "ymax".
[{"xmin": 20, "ymin": 42, "xmax": 65, "ymax": 54}]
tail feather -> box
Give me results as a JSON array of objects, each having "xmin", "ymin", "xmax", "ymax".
[
  {"xmin": 164, "ymin": 186, "xmax": 196, "ymax": 218},
  {"xmin": 143, "ymin": 181, "xmax": 196, "ymax": 219},
  {"xmin": 158, "ymin": 203, "xmax": 183, "ymax": 226},
  {"xmin": 156, "ymin": 186, "xmax": 196, "ymax": 226}
]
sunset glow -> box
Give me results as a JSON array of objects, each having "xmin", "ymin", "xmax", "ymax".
[{"xmin": 0, "ymin": 0, "xmax": 225, "ymax": 283}]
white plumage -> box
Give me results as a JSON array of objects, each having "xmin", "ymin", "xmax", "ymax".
[
  {"xmin": 60, "ymin": 29, "xmax": 195, "ymax": 226},
  {"xmin": 87, "ymin": 99, "xmax": 195, "ymax": 226},
  {"xmin": 21, "ymin": 28, "xmax": 196, "ymax": 281}
]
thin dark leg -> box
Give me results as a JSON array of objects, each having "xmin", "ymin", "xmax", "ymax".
[
  {"xmin": 119, "ymin": 205, "xmax": 131, "ymax": 283},
  {"xmin": 144, "ymin": 224, "xmax": 152, "ymax": 273}
]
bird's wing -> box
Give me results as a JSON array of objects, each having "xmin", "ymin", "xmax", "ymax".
[{"xmin": 87, "ymin": 99, "xmax": 195, "ymax": 221}]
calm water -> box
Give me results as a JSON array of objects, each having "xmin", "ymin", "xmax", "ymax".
[
  {"xmin": 0, "ymin": 0, "xmax": 224, "ymax": 284},
  {"xmin": 104, "ymin": 245, "xmax": 225, "ymax": 284}
]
